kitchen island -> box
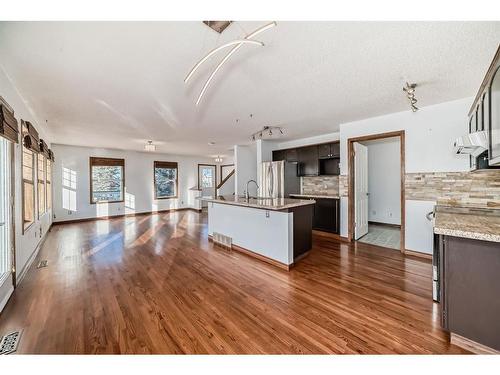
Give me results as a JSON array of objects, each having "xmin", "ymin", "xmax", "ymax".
[{"xmin": 201, "ymin": 195, "xmax": 315, "ymax": 270}]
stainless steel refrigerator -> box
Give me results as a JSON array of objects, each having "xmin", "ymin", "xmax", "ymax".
[{"xmin": 259, "ymin": 161, "xmax": 300, "ymax": 198}]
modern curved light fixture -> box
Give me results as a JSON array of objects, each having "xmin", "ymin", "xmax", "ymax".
[
  {"xmin": 186, "ymin": 21, "xmax": 277, "ymax": 106},
  {"xmin": 184, "ymin": 40, "xmax": 264, "ymax": 83}
]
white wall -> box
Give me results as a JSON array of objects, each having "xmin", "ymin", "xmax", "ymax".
[
  {"xmin": 0, "ymin": 66, "xmax": 53, "ymax": 283},
  {"xmin": 52, "ymin": 144, "xmax": 215, "ymax": 222},
  {"xmin": 364, "ymin": 137, "xmax": 401, "ymax": 225},
  {"xmin": 234, "ymin": 144, "xmax": 257, "ymax": 196},
  {"xmin": 339, "ymin": 97, "xmax": 471, "ymax": 254},
  {"xmin": 276, "ymin": 132, "xmax": 340, "ymax": 150}
]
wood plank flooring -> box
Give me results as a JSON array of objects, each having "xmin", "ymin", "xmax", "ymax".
[{"xmin": 0, "ymin": 211, "xmax": 467, "ymax": 354}]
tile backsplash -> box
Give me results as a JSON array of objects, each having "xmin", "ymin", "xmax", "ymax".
[
  {"xmin": 302, "ymin": 176, "xmax": 339, "ymax": 196},
  {"xmin": 306, "ymin": 170, "xmax": 500, "ymax": 209},
  {"xmin": 405, "ymin": 170, "xmax": 500, "ymax": 209}
]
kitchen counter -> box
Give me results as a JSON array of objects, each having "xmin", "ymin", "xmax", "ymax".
[
  {"xmin": 290, "ymin": 193, "xmax": 340, "ymax": 199},
  {"xmin": 434, "ymin": 205, "xmax": 500, "ymax": 243},
  {"xmin": 201, "ymin": 195, "xmax": 315, "ymax": 269},
  {"xmin": 200, "ymin": 195, "xmax": 315, "ymax": 211}
]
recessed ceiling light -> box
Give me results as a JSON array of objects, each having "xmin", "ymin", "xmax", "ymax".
[{"xmin": 208, "ymin": 141, "xmax": 216, "ymax": 146}]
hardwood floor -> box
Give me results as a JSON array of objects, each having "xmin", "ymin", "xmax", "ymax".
[{"xmin": 0, "ymin": 211, "xmax": 467, "ymax": 354}]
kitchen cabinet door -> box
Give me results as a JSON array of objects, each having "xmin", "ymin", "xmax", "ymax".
[
  {"xmin": 272, "ymin": 150, "xmax": 285, "ymax": 161},
  {"xmin": 331, "ymin": 142, "xmax": 340, "ymax": 157},
  {"xmin": 298, "ymin": 146, "xmax": 319, "ymax": 176},
  {"xmin": 313, "ymin": 198, "xmax": 339, "ymax": 233},
  {"xmin": 286, "ymin": 148, "xmax": 298, "ymax": 162},
  {"xmin": 318, "ymin": 144, "xmax": 332, "ymax": 159}
]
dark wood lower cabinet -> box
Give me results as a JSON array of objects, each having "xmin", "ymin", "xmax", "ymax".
[
  {"xmin": 310, "ymin": 198, "xmax": 339, "ymax": 234},
  {"xmin": 440, "ymin": 234, "xmax": 500, "ymax": 351}
]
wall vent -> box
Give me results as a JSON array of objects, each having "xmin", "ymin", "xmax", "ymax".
[
  {"xmin": 213, "ymin": 232, "xmax": 232, "ymax": 250},
  {"xmin": 36, "ymin": 260, "xmax": 48, "ymax": 269},
  {"xmin": 203, "ymin": 21, "xmax": 232, "ymax": 34}
]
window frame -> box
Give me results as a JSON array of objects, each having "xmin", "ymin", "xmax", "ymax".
[
  {"xmin": 37, "ymin": 152, "xmax": 47, "ymax": 218},
  {"xmin": 46, "ymin": 159, "xmax": 52, "ymax": 210},
  {"xmin": 153, "ymin": 161, "xmax": 178, "ymax": 200},
  {"xmin": 89, "ymin": 157, "xmax": 125, "ymax": 204},
  {"xmin": 22, "ymin": 144, "xmax": 35, "ymax": 233}
]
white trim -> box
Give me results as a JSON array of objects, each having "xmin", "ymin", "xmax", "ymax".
[
  {"xmin": 0, "ymin": 280, "xmax": 13, "ymax": 313},
  {"xmin": 15, "ymin": 231, "xmax": 48, "ymax": 285}
]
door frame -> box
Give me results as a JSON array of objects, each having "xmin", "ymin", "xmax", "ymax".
[{"xmin": 347, "ymin": 130, "xmax": 405, "ymax": 252}]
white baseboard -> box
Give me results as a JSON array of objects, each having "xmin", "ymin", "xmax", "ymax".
[{"xmin": 15, "ymin": 231, "xmax": 49, "ymax": 286}]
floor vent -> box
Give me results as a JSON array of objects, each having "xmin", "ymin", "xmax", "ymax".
[
  {"xmin": 0, "ymin": 330, "xmax": 22, "ymax": 355},
  {"xmin": 37, "ymin": 260, "xmax": 48, "ymax": 269},
  {"xmin": 213, "ymin": 232, "xmax": 232, "ymax": 250}
]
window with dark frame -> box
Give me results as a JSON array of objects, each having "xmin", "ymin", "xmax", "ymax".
[
  {"xmin": 154, "ymin": 161, "xmax": 178, "ymax": 199},
  {"xmin": 89, "ymin": 157, "xmax": 125, "ymax": 203}
]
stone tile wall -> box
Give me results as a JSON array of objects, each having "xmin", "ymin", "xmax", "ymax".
[
  {"xmin": 302, "ymin": 176, "xmax": 339, "ymax": 196},
  {"xmin": 405, "ymin": 170, "xmax": 500, "ymax": 209}
]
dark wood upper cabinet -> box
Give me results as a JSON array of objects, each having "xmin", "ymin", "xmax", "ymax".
[
  {"xmin": 285, "ymin": 148, "xmax": 298, "ymax": 162},
  {"xmin": 318, "ymin": 144, "xmax": 331, "ymax": 159},
  {"xmin": 318, "ymin": 142, "xmax": 340, "ymax": 159},
  {"xmin": 297, "ymin": 145, "xmax": 319, "ymax": 176},
  {"xmin": 272, "ymin": 149, "xmax": 285, "ymax": 161}
]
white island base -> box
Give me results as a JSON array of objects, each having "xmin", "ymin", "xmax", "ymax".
[{"xmin": 205, "ymin": 196, "xmax": 315, "ymax": 270}]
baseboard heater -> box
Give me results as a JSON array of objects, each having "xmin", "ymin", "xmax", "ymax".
[{"xmin": 213, "ymin": 232, "xmax": 232, "ymax": 250}]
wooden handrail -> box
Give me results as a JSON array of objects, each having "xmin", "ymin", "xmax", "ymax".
[{"xmin": 216, "ymin": 169, "xmax": 235, "ymax": 190}]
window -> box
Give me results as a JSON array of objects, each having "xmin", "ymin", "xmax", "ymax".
[
  {"xmin": 46, "ymin": 160, "xmax": 52, "ymax": 210},
  {"xmin": 37, "ymin": 153, "xmax": 46, "ymax": 216},
  {"xmin": 154, "ymin": 161, "xmax": 178, "ymax": 199},
  {"xmin": 90, "ymin": 157, "xmax": 125, "ymax": 203},
  {"xmin": 22, "ymin": 146, "xmax": 35, "ymax": 230}
]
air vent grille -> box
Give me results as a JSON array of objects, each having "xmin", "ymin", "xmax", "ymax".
[
  {"xmin": 0, "ymin": 330, "xmax": 22, "ymax": 355},
  {"xmin": 37, "ymin": 260, "xmax": 48, "ymax": 269},
  {"xmin": 213, "ymin": 232, "xmax": 232, "ymax": 250}
]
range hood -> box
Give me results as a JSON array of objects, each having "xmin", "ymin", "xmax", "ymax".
[{"xmin": 454, "ymin": 130, "xmax": 488, "ymax": 157}]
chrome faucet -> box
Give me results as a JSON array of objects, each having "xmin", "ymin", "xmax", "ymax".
[{"xmin": 245, "ymin": 179, "xmax": 259, "ymax": 200}]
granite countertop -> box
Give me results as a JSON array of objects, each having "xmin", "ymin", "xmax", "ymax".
[
  {"xmin": 290, "ymin": 193, "xmax": 340, "ymax": 199},
  {"xmin": 200, "ymin": 195, "xmax": 316, "ymax": 211},
  {"xmin": 434, "ymin": 205, "xmax": 500, "ymax": 243}
]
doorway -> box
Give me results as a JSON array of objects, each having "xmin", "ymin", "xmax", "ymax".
[
  {"xmin": 198, "ymin": 164, "xmax": 216, "ymax": 208},
  {"xmin": 0, "ymin": 136, "xmax": 14, "ymax": 312},
  {"xmin": 348, "ymin": 131, "xmax": 405, "ymax": 252}
]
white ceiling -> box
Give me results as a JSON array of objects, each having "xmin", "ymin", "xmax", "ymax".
[{"xmin": 0, "ymin": 21, "xmax": 499, "ymax": 157}]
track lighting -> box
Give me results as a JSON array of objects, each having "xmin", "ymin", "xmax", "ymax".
[
  {"xmin": 403, "ymin": 82, "xmax": 419, "ymax": 112},
  {"xmin": 250, "ymin": 126, "xmax": 284, "ymax": 141}
]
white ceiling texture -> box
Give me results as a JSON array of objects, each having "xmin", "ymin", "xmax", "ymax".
[{"xmin": 0, "ymin": 21, "xmax": 499, "ymax": 157}]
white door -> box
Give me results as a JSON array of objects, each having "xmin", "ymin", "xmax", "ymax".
[
  {"xmin": 354, "ymin": 142, "xmax": 369, "ymax": 240},
  {"xmin": 198, "ymin": 164, "xmax": 216, "ymax": 207},
  {"xmin": 0, "ymin": 137, "xmax": 14, "ymax": 312}
]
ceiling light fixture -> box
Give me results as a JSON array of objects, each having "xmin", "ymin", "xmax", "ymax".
[
  {"xmin": 185, "ymin": 21, "xmax": 277, "ymax": 106},
  {"xmin": 145, "ymin": 140, "xmax": 156, "ymax": 152},
  {"xmin": 214, "ymin": 155, "xmax": 223, "ymax": 163},
  {"xmin": 184, "ymin": 40, "xmax": 264, "ymax": 83},
  {"xmin": 403, "ymin": 82, "xmax": 419, "ymax": 112},
  {"xmin": 250, "ymin": 126, "xmax": 284, "ymax": 141}
]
